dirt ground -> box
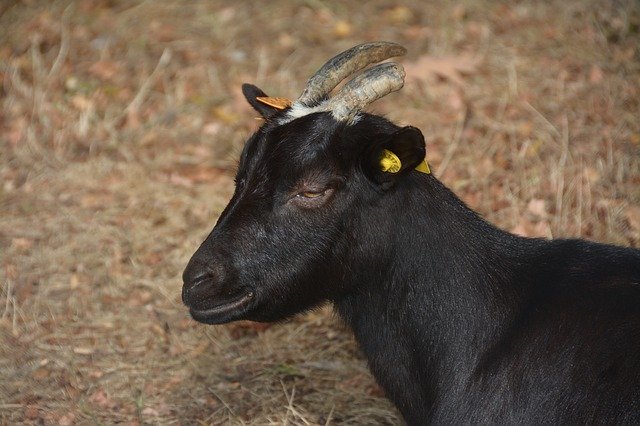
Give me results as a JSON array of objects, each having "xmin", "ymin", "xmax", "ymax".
[{"xmin": 1, "ymin": 0, "xmax": 639, "ymax": 424}]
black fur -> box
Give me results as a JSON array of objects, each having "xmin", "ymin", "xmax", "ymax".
[{"xmin": 182, "ymin": 87, "xmax": 640, "ymax": 424}]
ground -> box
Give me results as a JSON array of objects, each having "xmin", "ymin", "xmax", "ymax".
[{"xmin": 1, "ymin": 0, "xmax": 639, "ymax": 425}]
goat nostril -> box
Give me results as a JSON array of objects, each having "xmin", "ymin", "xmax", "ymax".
[
  {"xmin": 183, "ymin": 270, "xmax": 206, "ymax": 289},
  {"xmin": 183, "ymin": 257, "xmax": 212, "ymax": 286},
  {"xmin": 181, "ymin": 259, "xmax": 214, "ymax": 303}
]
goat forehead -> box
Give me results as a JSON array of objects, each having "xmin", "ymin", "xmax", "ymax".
[{"xmin": 244, "ymin": 113, "xmax": 340, "ymax": 172}]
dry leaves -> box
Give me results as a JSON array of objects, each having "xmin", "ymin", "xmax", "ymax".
[
  {"xmin": 11, "ymin": 237, "xmax": 34, "ymax": 252},
  {"xmin": 333, "ymin": 20, "xmax": 352, "ymax": 38},
  {"xmin": 404, "ymin": 54, "xmax": 482, "ymax": 87},
  {"xmin": 625, "ymin": 206, "xmax": 640, "ymax": 240},
  {"xmin": 589, "ymin": 64, "xmax": 604, "ymax": 84},
  {"xmin": 1, "ymin": 1, "xmax": 637, "ymax": 425},
  {"xmin": 161, "ymin": 165, "xmax": 228, "ymax": 188},
  {"xmin": 384, "ymin": 6, "xmax": 414, "ymax": 24},
  {"xmin": 527, "ymin": 198, "xmax": 548, "ymax": 219},
  {"xmin": 511, "ymin": 198, "xmax": 552, "ymax": 238},
  {"xmin": 89, "ymin": 60, "xmax": 121, "ymax": 81},
  {"xmin": 58, "ymin": 413, "xmax": 76, "ymax": 426},
  {"xmin": 228, "ymin": 320, "xmax": 273, "ymax": 339},
  {"xmin": 73, "ymin": 346, "xmax": 95, "ymax": 355},
  {"xmin": 512, "ymin": 218, "xmax": 552, "ymax": 239},
  {"xmin": 89, "ymin": 389, "xmax": 117, "ymax": 409}
]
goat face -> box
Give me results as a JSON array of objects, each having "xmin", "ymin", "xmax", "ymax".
[{"xmin": 182, "ymin": 84, "xmax": 426, "ymax": 324}]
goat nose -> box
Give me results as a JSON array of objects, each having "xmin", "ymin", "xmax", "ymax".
[
  {"xmin": 183, "ymin": 257, "xmax": 206, "ymax": 285},
  {"xmin": 182, "ymin": 259, "xmax": 212, "ymax": 303},
  {"xmin": 181, "ymin": 257, "xmax": 228, "ymax": 308}
]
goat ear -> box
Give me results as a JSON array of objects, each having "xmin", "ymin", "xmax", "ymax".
[
  {"xmin": 366, "ymin": 126, "xmax": 426, "ymax": 186},
  {"xmin": 242, "ymin": 83, "xmax": 285, "ymax": 119}
]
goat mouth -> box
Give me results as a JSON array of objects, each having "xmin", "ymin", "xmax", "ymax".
[{"xmin": 189, "ymin": 291, "xmax": 255, "ymax": 324}]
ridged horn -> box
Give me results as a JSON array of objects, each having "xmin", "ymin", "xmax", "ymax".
[
  {"xmin": 327, "ymin": 62, "xmax": 405, "ymax": 123},
  {"xmin": 297, "ymin": 42, "xmax": 407, "ymax": 107}
]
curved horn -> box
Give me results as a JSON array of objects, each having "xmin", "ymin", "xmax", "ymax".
[
  {"xmin": 327, "ymin": 62, "xmax": 405, "ymax": 123},
  {"xmin": 297, "ymin": 42, "xmax": 407, "ymax": 107}
]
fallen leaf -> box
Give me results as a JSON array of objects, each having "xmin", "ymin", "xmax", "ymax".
[
  {"xmin": 89, "ymin": 60, "xmax": 120, "ymax": 81},
  {"xmin": 333, "ymin": 20, "xmax": 352, "ymax": 38},
  {"xmin": 58, "ymin": 412, "xmax": 75, "ymax": 426},
  {"xmin": 168, "ymin": 173, "xmax": 194, "ymax": 188},
  {"xmin": 447, "ymin": 88, "xmax": 465, "ymax": 111},
  {"xmin": 65, "ymin": 76, "xmax": 79, "ymax": 91},
  {"xmin": 70, "ymin": 274, "xmax": 80, "ymax": 289},
  {"xmin": 25, "ymin": 405, "xmax": 40, "ymax": 420},
  {"xmin": 385, "ymin": 6, "xmax": 414, "ymax": 24},
  {"xmin": 527, "ymin": 198, "xmax": 547, "ymax": 218},
  {"xmin": 11, "ymin": 237, "xmax": 33, "ymax": 251},
  {"xmin": 582, "ymin": 167, "xmax": 600, "ymax": 184},
  {"xmin": 150, "ymin": 323, "xmax": 166, "ymax": 337},
  {"xmin": 589, "ymin": 64, "xmax": 604, "ymax": 84},
  {"xmin": 73, "ymin": 347, "xmax": 94, "ymax": 355},
  {"xmin": 89, "ymin": 389, "xmax": 115, "ymax": 408},
  {"xmin": 142, "ymin": 251, "xmax": 163, "ymax": 266},
  {"xmin": 212, "ymin": 106, "xmax": 240, "ymax": 124},
  {"xmin": 89, "ymin": 370, "xmax": 104, "ymax": 379},
  {"xmin": 80, "ymin": 191, "xmax": 114, "ymax": 209},
  {"xmin": 625, "ymin": 206, "xmax": 640, "ymax": 231},
  {"xmin": 5, "ymin": 263, "xmax": 17, "ymax": 280},
  {"xmin": 32, "ymin": 367, "xmax": 50, "ymax": 380},
  {"xmin": 452, "ymin": 5, "xmax": 467, "ymax": 21},
  {"xmin": 150, "ymin": 21, "xmax": 175, "ymax": 42},
  {"xmin": 202, "ymin": 122, "xmax": 222, "ymax": 136},
  {"xmin": 14, "ymin": 280, "xmax": 37, "ymax": 302},
  {"xmin": 228, "ymin": 321, "xmax": 272, "ymax": 339},
  {"xmin": 141, "ymin": 407, "xmax": 159, "ymax": 417},
  {"xmin": 278, "ymin": 33, "xmax": 294, "ymax": 49},
  {"xmin": 7, "ymin": 117, "xmax": 27, "ymax": 146},
  {"xmin": 511, "ymin": 217, "xmax": 552, "ymax": 238},
  {"xmin": 162, "ymin": 165, "xmax": 225, "ymax": 188},
  {"xmin": 71, "ymin": 95, "xmax": 92, "ymax": 111},
  {"xmin": 368, "ymin": 383, "xmax": 385, "ymax": 397},
  {"xmin": 404, "ymin": 54, "xmax": 482, "ymax": 87},
  {"xmin": 216, "ymin": 7, "xmax": 236, "ymax": 23}
]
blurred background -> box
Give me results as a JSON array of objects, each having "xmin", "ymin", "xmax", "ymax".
[{"xmin": 1, "ymin": 0, "xmax": 638, "ymax": 424}]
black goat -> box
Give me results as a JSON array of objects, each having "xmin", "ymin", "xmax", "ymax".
[{"xmin": 182, "ymin": 42, "xmax": 640, "ymax": 424}]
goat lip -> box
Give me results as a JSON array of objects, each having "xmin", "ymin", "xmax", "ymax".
[{"xmin": 189, "ymin": 291, "xmax": 255, "ymax": 324}]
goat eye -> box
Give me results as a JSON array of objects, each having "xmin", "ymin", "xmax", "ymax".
[
  {"xmin": 291, "ymin": 187, "xmax": 336, "ymax": 208},
  {"xmin": 298, "ymin": 190, "xmax": 325, "ymax": 199}
]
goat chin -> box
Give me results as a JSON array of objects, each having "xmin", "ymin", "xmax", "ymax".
[{"xmin": 189, "ymin": 291, "xmax": 255, "ymax": 325}]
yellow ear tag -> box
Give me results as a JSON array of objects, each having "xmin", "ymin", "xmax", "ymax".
[
  {"xmin": 255, "ymin": 96, "xmax": 292, "ymax": 110},
  {"xmin": 380, "ymin": 149, "xmax": 431, "ymax": 174},
  {"xmin": 415, "ymin": 159, "xmax": 431, "ymax": 174},
  {"xmin": 380, "ymin": 149, "xmax": 402, "ymax": 173}
]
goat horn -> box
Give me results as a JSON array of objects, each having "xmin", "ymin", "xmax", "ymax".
[
  {"xmin": 327, "ymin": 62, "xmax": 405, "ymax": 123},
  {"xmin": 297, "ymin": 42, "xmax": 407, "ymax": 107}
]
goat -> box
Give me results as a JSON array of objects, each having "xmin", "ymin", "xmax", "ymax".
[{"xmin": 182, "ymin": 42, "xmax": 640, "ymax": 424}]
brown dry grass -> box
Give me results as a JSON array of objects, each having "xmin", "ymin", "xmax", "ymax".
[{"xmin": 1, "ymin": 0, "xmax": 638, "ymax": 424}]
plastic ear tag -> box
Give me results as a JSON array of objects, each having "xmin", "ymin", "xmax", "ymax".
[
  {"xmin": 255, "ymin": 96, "xmax": 292, "ymax": 110},
  {"xmin": 380, "ymin": 149, "xmax": 402, "ymax": 173},
  {"xmin": 415, "ymin": 159, "xmax": 431, "ymax": 174}
]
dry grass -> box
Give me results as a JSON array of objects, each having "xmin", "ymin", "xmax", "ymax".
[{"xmin": 1, "ymin": 0, "xmax": 638, "ymax": 424}]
